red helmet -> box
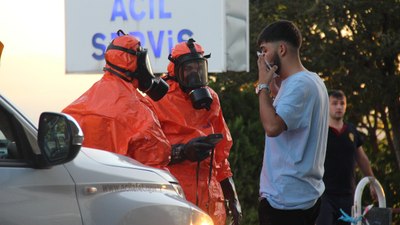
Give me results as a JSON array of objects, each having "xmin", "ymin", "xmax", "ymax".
[
  {"xmin": 167, "ymin": 39, "xmax": 210, "ymax": 91},
  {"xmin": 104, "ymin": 30, "xmax": 169, "ymax": 101},
  {"xmin": 167, "ymin": 39, "xmax": 205, "ymax": 76},
  {"xmin": 104, "ymin": 33, "xmax": 141, "ymax": 80}
]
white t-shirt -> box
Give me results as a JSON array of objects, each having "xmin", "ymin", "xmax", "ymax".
[{"xmin": 259, "ymin": 70, "xmax": 329, "ymax": 210}]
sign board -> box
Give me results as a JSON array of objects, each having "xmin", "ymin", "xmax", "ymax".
[{"xmin": 66, "ymin": 0, "xmax": 248, "ymax": 74}]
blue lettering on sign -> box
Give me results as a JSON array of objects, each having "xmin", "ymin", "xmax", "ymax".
[
  {"xmin": 130, "ymin": 0, "xmax": 145, "ymax": 21},
  {"xmin": 149, "ymin": 0, "xmax": 155, "ymax": 19},
  {"xmin": 148, "ymin": 30, "xmax": 164, "ymax": 57},
  {"xmin": 92, "ymin": 33, "xmax": 107, "ymax": 60},
  {"xmin": 167, "ymin": 30, "xmax": 173, "ymax": 54},
  {"xmin": 177, "ymin": 29, "xmax": 193, "ymax": 43},
  {"xmin": 111, "ymin": 0, "xmax": 171, "ymax": 21},
  {"xmin": 110, "ymin": 32, "xmax": 119, "ymax": 40},
  {"xmin": 98, "ymin": 0, "xmax": 187, "ymax": 62},
  {"xmin": 159, "ymin": 0, "xmax": 171, "ymax": 19},
  {"xmin": 91, "ymin": 29, "xmax": 193, "ymax": 60},
  {"xmin": 111, "ymin": 0, "xmax": 128, "ymax": 21}
]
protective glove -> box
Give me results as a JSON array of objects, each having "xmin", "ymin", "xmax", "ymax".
[
  {"xmin": 220, "ymin": 177, "xmax": 242, "ymax": 225},
  {"xmin": 169, "ymin": 136, "xmax": 214, "ymax": 164},
  {"xmin": 182, "ymin": 136, "xmax": 214, "ymax": 161}
]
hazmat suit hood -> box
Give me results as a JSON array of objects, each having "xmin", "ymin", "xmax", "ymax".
[
  {"xmin": 104, "ymin": 30, "xmax": 169, "ymax": 101},
  {"xmin": 167, "ymin": 38, "xmax": 212, "ymax": 110}
]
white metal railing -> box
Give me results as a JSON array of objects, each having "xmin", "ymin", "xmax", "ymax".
[{"xmin": 352, "ymin": 176, "xmax": 386, "ymax": 225}]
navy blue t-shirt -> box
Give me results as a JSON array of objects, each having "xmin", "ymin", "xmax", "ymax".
[{"xmin": 323, "ymin": 123, "xmax": 364, "ymax": 195}]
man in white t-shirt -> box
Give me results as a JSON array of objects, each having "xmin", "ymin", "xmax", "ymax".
[{"xmin": 255, "ymin": 20, "xmax": 329, "ymax": 225}]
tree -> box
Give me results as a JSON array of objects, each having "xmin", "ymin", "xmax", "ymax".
[{"xmin": 210, "ymin": 0, "xmax": 400, "ymax": 224}]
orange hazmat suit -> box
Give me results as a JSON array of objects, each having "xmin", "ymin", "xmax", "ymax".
[
  {"xmin": 62, "ymin": 32, "xmax": 171, "ymax": 169},
  {"xmin": 147, "ymin": 39, "xmax": 234, "ymax": 225}
]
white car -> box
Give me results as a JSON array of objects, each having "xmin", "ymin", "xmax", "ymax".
[{"xmin": 0, "ymin": 94, "xmax": 213, "ymax": 225}]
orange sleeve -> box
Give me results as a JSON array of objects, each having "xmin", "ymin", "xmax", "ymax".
[{"xmin": 62, "ymin": 75, "xmax": 171, "ymax": 169}]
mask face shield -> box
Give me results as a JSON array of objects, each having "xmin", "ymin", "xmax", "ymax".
[
  {"xmin": 176, "ymin": 58, "xmax": 208, "ymax": 91},
  {"xmin": 135, "ymin": 48, "xmax": 155, "ymax": 90},
  {"xmin": 141, "ymin": 48, "xmax": 154, "ymax": 78},
  {"xmin": 135, "ymin": 48, "xmax": 169, "ymax": 101},
  {"xmin": 177, "ymin": 59, "xmax": 213, "ymax": 110}
]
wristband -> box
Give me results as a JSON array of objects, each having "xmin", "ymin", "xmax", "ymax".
[{"xmin": 255, "ymin": 83, "xmax": 270, "ymax": 95}]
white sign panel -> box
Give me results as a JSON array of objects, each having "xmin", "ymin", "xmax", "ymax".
[
  {"xmin": 66, "ymin": 0, "xmax": 227, "ymax": 74},
  {"xmin": 226, "ymin": 0, "xmax": 249, "ymax": 72}
]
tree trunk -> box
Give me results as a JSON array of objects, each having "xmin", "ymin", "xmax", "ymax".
[
  {"xmin": 388, "ymin": 102, "xmax": 400, "ymax": 170},
  {"xmin": 379, "ymin": 106, "xmax": 395, "ymax": 152}
]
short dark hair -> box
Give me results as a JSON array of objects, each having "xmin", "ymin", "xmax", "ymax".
[
  {"xmin": 257, "ymin": 20, "xmax": 302, "ymax": 49},
  {"xmin": 328, "ymin": 89, "xmax": 346, "ymax": 99}
]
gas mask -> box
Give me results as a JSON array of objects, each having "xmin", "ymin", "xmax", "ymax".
[
  {"xmin": 169, "ymin": 38, "xmax": 213, "ymax": 110},
  {"xmin": 105, "ymin": 30, "xmax": 169, "ymax": 101}
]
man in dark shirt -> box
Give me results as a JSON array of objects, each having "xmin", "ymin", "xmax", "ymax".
[{"xmin": 316, "ymin": 89, "xmax": 376, "ymax": 225}]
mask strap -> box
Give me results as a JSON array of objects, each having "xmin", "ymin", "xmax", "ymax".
[
  {"xmin": 168, "ymin": 54, "xmax": 175, "ymax": 63},
  {"xmin": 103, "ymin": 67, "xmax": 133, "ymax": 83},
  {"xmin": 186, "ymin": 38, "xmax": 197, "ymax": 55},
  {"xmin": 105, "ymin": 39, "xmax": 143, "ymax": 79},
  {"xmin": 106, "ymin": 42, "xmax": 141, "ymax": 56},
  {"xmin": 105, "ymin": 59, "xmax": 137, "ymax": 78},
  {"xmin": 164, "ymin": 73, "xmax": 177, "ymax": 82},
  {"xmin": 117, "ymin": 29, "xmax": 126, "ymax": 36},
  {"xmin": 104, "ymin": 30, "xmax": 144, "ymax": 82}
]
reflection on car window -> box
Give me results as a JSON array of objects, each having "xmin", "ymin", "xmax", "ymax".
[
  {"xmin": 0, "ymin": 131, "xmax": 8, "ymax": 158},
  {"xmin": 42, "ymin": 115, "xmax": 70, "ymax": 161},
  {"xmin": 0, "ymin": 104, "xmax": 18, "ymax": 159}
]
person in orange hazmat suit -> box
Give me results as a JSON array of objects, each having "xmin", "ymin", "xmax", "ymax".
[
  {"xmin": 63, "ymin": 30, "xmax": 214, "ymax": 169},
  {"xmin": 60, "ymin": 31, "xmax": 189, "ymax": 170},
  {"xmin": 146, "ymin": 38, "xmax": 242, "ymax": 225}
]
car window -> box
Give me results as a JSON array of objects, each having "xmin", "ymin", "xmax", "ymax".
[
  {"xmin": 0, "ymin": 104, "xmax": 26, "ymax": 161},
  {"xmin": 0, "ymin": 131, "xmax": 8, "ymax": 158}
]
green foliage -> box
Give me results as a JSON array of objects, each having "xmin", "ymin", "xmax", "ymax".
[
  {"xmin": 361, "ymin": 140, "xmax": 400, "ymax": 222},
  {"xmin": 209, "ymin": 77, "xmax": 264, "ymax": 225},
  {"xmin": 209, "ymin": 0, "xmax": 400, "ymax": 224}
]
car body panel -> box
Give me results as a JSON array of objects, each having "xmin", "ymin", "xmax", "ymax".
[
  {"xmin": 64, "ymin": 148, "xmax": 193, "ymax": 225},
  {"xmin": 0, "ymin": 165, "xmax": 82, "ymax": 225},
  {"xmin": 0, "ymin": 93, "xmax": 213, "ymax": 225}
]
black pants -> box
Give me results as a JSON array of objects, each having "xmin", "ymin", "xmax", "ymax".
[
  {"xmin": 258, "ymin": 197, "xmax": 321, "ymax": 225},
  {"xmin": 315, "ymin": 193, "xmax": 353, "ymax": 225}
]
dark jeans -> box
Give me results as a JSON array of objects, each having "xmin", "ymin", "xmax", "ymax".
[
  {"xmin": 258, "ymin": 197, "xmax": 321, "ymax": 225},
  {"xmin": 315, "ymin": 193, "xmax": 353, "ymax": 225}
]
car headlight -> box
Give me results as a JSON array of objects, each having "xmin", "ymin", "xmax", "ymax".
[
  {"xmin": 170, "ymin": 182, "xmax": 185, "ymax": 199},
  {"xmin": 190, "ymin": 206, "xmax": 214, "ymax": 225}
]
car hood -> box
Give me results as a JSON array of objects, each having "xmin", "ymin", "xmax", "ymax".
[
  {"xmin": 65, "ymin": 147, "xmax": 178, "ymax": 184},
  {"xmin": 81, "ymin": 146, "xmax": 150, "ymax": 168}
]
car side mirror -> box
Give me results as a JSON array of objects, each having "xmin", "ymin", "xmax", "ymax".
[{"xmin": 37, "ymin": 112, "xmax": 83, "ymax": 167}]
